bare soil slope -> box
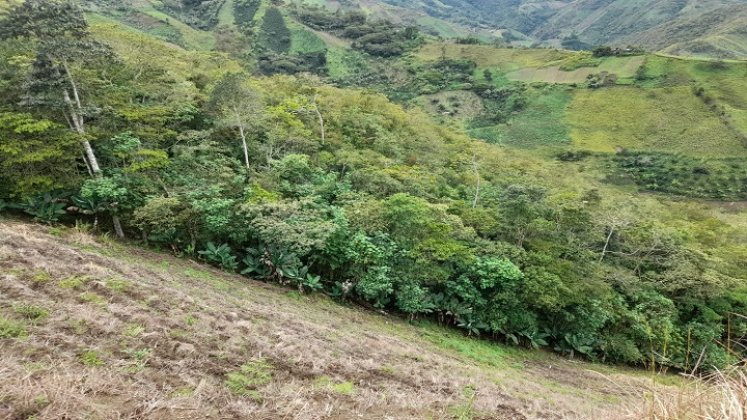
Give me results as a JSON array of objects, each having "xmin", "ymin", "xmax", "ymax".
[{"xmin": 0, "ymin": 220, "xmax": 676, "ymax": 419}]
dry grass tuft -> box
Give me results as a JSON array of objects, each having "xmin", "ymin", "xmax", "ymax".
[{"xmin": 628, "ymin": 365, "xmax": 747, "ymax": 420}]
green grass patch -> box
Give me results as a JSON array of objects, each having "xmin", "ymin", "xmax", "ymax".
[
  {"xmin": 416, "ymin": 44, "xmax": 571, "ymax": 72},
  {"xmin": 13, "ymin": 304, "xmax": 49, "ymax": 321},
  {"xmin": 289, "ymin": 25, "xmax": 326, "ymax": 54},
  {"xmin": 31, "ymin": 270, "xmax": 51, "ymax": 284},
  {"xmin": 314, "ymin": 376, "xmax": 356, "ymax": 395},
  {"xmin": 58, "ymin": 276, "xmax": 89, "ymax": 290},
  {"xmin": 567, "ymin": 86, "xmax": 747, "ymax": 157},
  {"xmin": 484, "ymin": 87, "xmax": 571, "ymax": 147},
  {"xmin": 106, "ymin": 278, "xmax": 131, "ymax": 293},
  {"xmin": 0, "ymin": 316, "xmax": 28, "ymax": 339},
  {"xmin": 226, "ymin": 359, "xmax": 274, "ymax": 398},
  {"xmin": 123, "ymin": 323, "xmax": 146, "ymax": 338},
  {"xmin": 415, "ymin": 321, "xmax": 523, "ymax": 368},
  {"xmin": 79, "ymin": 349, "xmax": 104, "ymax": 367},
  {"xmin": 79, "ymin": 292, "xmax": 107, "ymax": 306},
  {"xmin": 326, "ymin": 46, "xmax": 368, "ymax": 81}
]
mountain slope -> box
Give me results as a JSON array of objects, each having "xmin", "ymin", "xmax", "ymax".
[
  {"xmin": 0, "ymin": 220, "xmax": 679, "ymax": 419},
  {"xmin": 327, "ymin": 0, "xmax": 747, "ymax": 58},
  {"xmin": 623, "ymin": 4, "xmax": 747, "ymax": 59},
  {"xmin": 533, "ymin": 0, "xmax": 744, "ymax": 42}
]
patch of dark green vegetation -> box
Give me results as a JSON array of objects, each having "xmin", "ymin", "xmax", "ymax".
[
  {"xmin": 613, "ymin": 152, "xmax": 747, "ymax": 200},
  {"xmin": 258, "ymin": 7, "xmax": 291, "ymax": 53},
  {"xmin": 293, "ymin": 4, "xmax": 421, "ymax": 57},
  {"xmin": 233, "ymin": 0, "xmax": 260, "ymax": 32},
  {"xmin": 157, "ymin": 0, "xmax": 224, "ymax": 30}
]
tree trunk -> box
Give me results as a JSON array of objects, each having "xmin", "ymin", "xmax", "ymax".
[
  {"xmin": 234, "ymin": 108, "xmax": 250, "ymax": 169},
  {"xmin": 112, "ymin": 215, "xmax": 125, "ymax": 239},
  {"xmin": 471, "ymin": 153, "xmax": 480, "ymax": 208},
  {"xmin": 600, "ymin": 226, "xmax": 615, "ymax": 262},
  {"xmin": 62, "ymin": 61, "xmax": 122, "ymax": 238},
  {"xmin": 63, "ymin": 86, "xmax": 102, "ymax": 177},
  {"xmin": 313, "ymin": 95, "xmax": 325, "ymax": 145}
]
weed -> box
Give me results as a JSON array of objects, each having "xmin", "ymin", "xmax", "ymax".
[
  {"xmin": 0, "ymin": 316, "xmax": 28, "ymax": 339},
  {"xmin": 314, "ymin": 376, "xmax": 356, "ymax": 395},
  {"xmin": 450, "ymin": 384, "xmax": 477, "ymax": 420},
  {"xmin": 31, "ymin": 270, "xmax": 51, "ymax": 284},
  {"xmin": 184, "ymin": 315, "xmax": 197, "ymax": 326},
  {"xmin": 58, "ymin": 276, "xmax": 88, "ymax": 289},
  {"xmin": 22, "ymin": 361, "xmax": 46, "ymax": 373},
  {"xmin": 79, "ymin": 350, "xmax": 104, "ymax": 367},
  {"xmin": 332, "ymin": 381, "xmax": 356, "ymax": 395},
  {"xmin": 69, "ymin": 319, "xmax": 88, "ymax": 335},
  {"xmin": 169, "ymin": 328, "xmax": 189, "ymax": 339},
  {"xmin": 123, "ymin": 323, "xmax": 145, "ymax": 337},
  {"xmin": 170, "ymin": 387, "xmax": 194, "ymax": 398},
  {"xmin": 78, "ymin": 292, "xmax": 107, "ymax": 306},
  {"xmin": 378, "ymin": 365, "xmax": 397, "ymax": 375},
  {"xmin": 226, "ymin": 359, "xmax": 274, "ymax": 398},
  {"xmin": 33, "ymin": 394, "xmax": 49, "ymax": 408},
  {"xmin": 13, "ymin": 304, "xmax": 49, "ymax": 321},
  {"xmin": 106, "ymin": 278, "xmax": 131, "ymax": 293},
  {"xmin": 123, "ymin": 347, "xmax": 152, "ymax": 371}
]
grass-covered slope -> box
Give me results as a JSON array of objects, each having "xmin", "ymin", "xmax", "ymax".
[{"xmin": 0, "ymin": 220, "xmax": 682, "ymax": 419}]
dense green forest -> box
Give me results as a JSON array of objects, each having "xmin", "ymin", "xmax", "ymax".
[{"xmin": 1, "ymin": 0, "xmax": 746, "ymax": 373}]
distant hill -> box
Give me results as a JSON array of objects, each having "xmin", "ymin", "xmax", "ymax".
[
  {"xmin": 325, "ymin": 0, "xmax": 747, "ymax": 58},
  {"xmin": 623, "ymin": 4, "xmax": 747, "ymax": 59}
]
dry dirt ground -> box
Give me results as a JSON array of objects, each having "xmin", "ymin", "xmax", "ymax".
[{"xmin": 0, "ymin": 219, "xmax": 681, "ymax": 419}]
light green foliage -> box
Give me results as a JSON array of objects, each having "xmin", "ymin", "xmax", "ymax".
[
  {"xmin": 0, "ymin": 113, "xmax": 80, "ymax": 198},
  {"xmin": 58, "ymin": 276, "xmax": 89, "ymax": 290},
  {"xmin": 568, "ymin": 86, "xmax": 747, "ymax": 157},
  {"xmin": 79, "ymin": 349, "xmax": 104, "ymax": 367},
  {"xmin": 123, "ymin": 323, "xmax": 145, "ymax": 337},
  {"xmin": 332, "ymin": 381, "xmax": 356, "ymax": 395},
  {"xmin": 314, "ymin": 376, "xmax": 356, "ymax": 395},
  {"xmin": 79, "ymin": 292, "xmax": 107, "ymax": 306}
]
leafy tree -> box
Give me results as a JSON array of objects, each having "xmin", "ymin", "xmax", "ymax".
[
  {"xmin": 207, "ymin": 73, "xmax": 263, "ymax": 169},
  {"xmin": 0, "ymin": 112, "xmax": 80, "ymax": 198},
  {"xmin": 0, "ymin": 0, "xmax": 112, "ymax": 176},
  {"xmin": 0, "ymin": 0, "xmax": 128, "ymax": 236}
]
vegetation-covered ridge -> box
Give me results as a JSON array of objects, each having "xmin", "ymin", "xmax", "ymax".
[{"xmin": 0, "ymin": 0, "xmax": 746, "ymax": 378}]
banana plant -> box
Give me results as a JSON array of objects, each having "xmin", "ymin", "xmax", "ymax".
[
  {"xmin": 198, "ymin": 242, "xmax": 238, "ymax": 271},
  {"xmin": 22, "ymin": 193, "xmax": 67, "ymax": 224}
]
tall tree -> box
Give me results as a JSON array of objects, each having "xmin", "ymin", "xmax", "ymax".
[
  {"xmin": 0, "ymin": 0, "xmax": 124, "ymax": 236},
  {"xmin": 207, "ymin": 72, "xmax": 262, "ymax": 169}
]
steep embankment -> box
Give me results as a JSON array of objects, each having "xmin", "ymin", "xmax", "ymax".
[{"xmin": 0, "ymin": 220, "xmax": 680, "ymax": 419}]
